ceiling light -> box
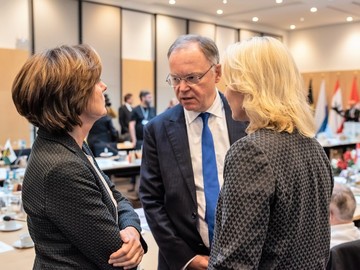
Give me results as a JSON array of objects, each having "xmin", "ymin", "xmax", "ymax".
[
  {"xmin": 252, "ymin": 17, "xmax": 259, "ymax": 22},
  {"xmin": 223, "ymin": 0, "xmax": 227, "ymax": 4},
  {"xmin": 290, "ymin": 25, "xmax": 296, "ymax": 30},
  {"xmin": 310, "ymin": 7, "xmax": 317, "ymax": 13},
  {"xmin": 300, "ymin": 17, "xmax": 304, "ymax": 22},
  {"xmin": 169, "ymin": 0, "xmax": 176, "ymax": 4},
  {"xmin": 346, "ymin": 16, "xmax": 353, "ymax": 22},
  {"xmin": 276, "ymin": 0, "xmax": 283, "ymax": 3},
  {"xmin": 217, "ymin": 9, "xmax": 224, "ymax": 15}
]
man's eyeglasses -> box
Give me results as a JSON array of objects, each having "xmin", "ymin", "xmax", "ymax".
[{"xmin": 166, "ymin": 64, "xmax": 215, "ymax": 87}]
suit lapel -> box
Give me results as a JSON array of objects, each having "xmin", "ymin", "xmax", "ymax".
[{"xmin": 164, "ymin": 106, "xmax": 197, "ymax": 206}]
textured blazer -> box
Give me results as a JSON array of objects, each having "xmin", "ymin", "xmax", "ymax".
[
  {"xmin": 23, "ymin": 128, "xmax": 146, "ymax": 269},
  {"xmin": 139, "ymin": 93, "xmax": 247, "ymax": 269},
  {"xmin": 208, "ymin": 129, "xmax": 333, "ymax": 270}
]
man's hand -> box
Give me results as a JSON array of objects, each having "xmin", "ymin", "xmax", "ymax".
[
  {"xmin": 108, "ymin": 227, "xmax": 144, "ymax": 269},
  {"xmin": 187, "ymin": 255, "xmax": 209, "ymax": 270}
]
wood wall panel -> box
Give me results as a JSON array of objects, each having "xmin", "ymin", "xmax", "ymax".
[
  {"xmin": 0, "ymin": 49, "xmax": 30, "ymax": 147},
  {"xmin": 121, "ymin": 59, "xmax": 154, "ymax": 106}
]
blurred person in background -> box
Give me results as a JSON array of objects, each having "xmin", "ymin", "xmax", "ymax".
[
  {"xmin": 118, "ymin": 93, "xmax": 133, "ymax": 141},
  {"xmin": 87, "ymin": 94, "xmax": 119, "ymax": 157},
  {"xmin": 129, "ymin": 90, "xmax": 156, "ymax": 150}
]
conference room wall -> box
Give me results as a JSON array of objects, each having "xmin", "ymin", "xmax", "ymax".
[
  {"xmin": 82, "ymin": 1, "xmax": 121, "ymax": 129},
  {"xmin": 156, "ymin": 15, "xmax": 186, "ymax": 113},
  {"xmin": 0, "ymin": 49, "xmax": 31, "ymax": 146},
  {"xmin": 33, "ymin": 0, "xmax": 79, "ymax": 52},
  {"xmin": 0, "ymin": 0, "xmax": 29, "ymax": 49},
  {"xmin": 288, "ymin": 22, "xmax": 360, "ymax": 72},
  {"xmin": 121, "ymin": 9, "xmax": 155, "ymax": 112},
  {"xmin": 239, "ymin": 29, "xmax": 262, "ymax": 41},
  {"xmin": 215, "ymin": 26, "xmax": 239, "ymax": 94},
  {"xmin": 289, "ymin": 22, "xmax": 360, "ymax": 110}
]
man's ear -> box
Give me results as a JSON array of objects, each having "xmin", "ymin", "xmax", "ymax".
[
  {"xmin": 329, "ymin": 204, "xmax": 335, "ymax": 223},
  {"xmin": 214, "ymin": 64, "xmax": 222, "ymax": 83}
]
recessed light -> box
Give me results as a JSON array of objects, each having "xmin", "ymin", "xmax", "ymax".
[
  {"xmin": 310, "ymin": 7, "xmax": 317, "ymax": 13},
  {"xmin": 169, "ymin": 0, "xmax": 176, "ymax": 4},
  {"xmin": 252, "ymin": 17, "xmax": 259, "ymax": 22},
  {"xmin": 223, "ymin": 0, "xmax": 227, "ymax": 4},
  {"xmin": 217, "ymin": 9, "xmax": 224, "ymax": 15},
  {"xmin": 276, "ymin": 0, "xmax": 283, "ymax": 3},
  {"xmin": 346, "ymin": 16, "xmax": 353, "ymax": 22},
  {"xmin": 300, "ymin": 17, "xmax": 304, "ymax": 22},
  {"xmin": 290, "ymin": 25, "xmax": 296, "ymax": 30}
]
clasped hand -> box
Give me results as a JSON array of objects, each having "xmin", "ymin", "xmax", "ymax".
[{"xmin": 108, "ymin": 226, "xmax": 144, "ymax": 269}]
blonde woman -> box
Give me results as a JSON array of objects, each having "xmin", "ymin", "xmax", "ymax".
[{"xmin": 208, "ymin": 37, "xmax": 333, "ymax": 269}]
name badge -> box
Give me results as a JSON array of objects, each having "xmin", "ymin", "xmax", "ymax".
[{"xmin": 142, "ymin": 119, "xmax": 149, "ymax": 125}]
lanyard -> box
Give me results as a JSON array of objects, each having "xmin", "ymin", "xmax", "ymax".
[{"xmin": 140, "ymin": 106, "xmax": 149, "ymax": 120}]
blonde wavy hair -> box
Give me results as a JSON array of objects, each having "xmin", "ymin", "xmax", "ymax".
[{"xmin": 222, "ymin": 36, "xmax": 315, "ymax": 137}]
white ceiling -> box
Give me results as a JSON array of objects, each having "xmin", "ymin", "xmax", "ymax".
[{"xmin": 120, "ymin": 0, "xmax": 360, "ymax": 31}]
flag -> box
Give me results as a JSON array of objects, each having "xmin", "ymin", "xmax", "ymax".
[
  {"xmin": 307, "ymin": 79, "xmax": 314, "ymax": 108},
  {"xmin": 2, "ymin": 139, "xmax": 17, "ymax": 164},
  {"xmin": 349, "ymin": 76, "xmax": 359, "ymax": 103},
  {"xmin": 314, "ymin": 80, "xmax": 328, "ymax": 134},
  {"xmin": 328, "ymin": 80, "xmax": 344, "ymax": 134}
]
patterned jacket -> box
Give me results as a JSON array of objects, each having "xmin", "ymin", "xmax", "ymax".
[
  {"xmin": 23, "ymin": 128, "xmax": 146, "ymax": 269},
  {"xmin": 209, "ymin": 129, "xmax": 333, "ymax": 270}
]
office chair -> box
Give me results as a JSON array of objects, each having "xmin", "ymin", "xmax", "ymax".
[{"xmin": 326, "ymin": 239, "xmax": 360, "ymax": 270}]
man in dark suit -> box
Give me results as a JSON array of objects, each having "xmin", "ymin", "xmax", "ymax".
[
  {"xmin": 118, "ymin": 93, "xmax": 133, "ymax": 141},
  {"xmin": 139, "ymin": 35, "xmax": 247, "ymax": 269},
  {"xmin": 129, "ymin": 90, "xmax": 156, "ymax": 150}
]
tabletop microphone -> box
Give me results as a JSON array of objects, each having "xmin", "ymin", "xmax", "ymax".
[{"xmin": 3, "ymin": 216, "xmax": 26, "ymax": 222}]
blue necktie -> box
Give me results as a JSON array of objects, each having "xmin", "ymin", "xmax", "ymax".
[{"xmin": 200, "ymin": 112, "xmax": 219, "ymax": 245}]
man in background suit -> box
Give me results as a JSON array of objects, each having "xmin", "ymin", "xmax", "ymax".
[
  {"xmin": 139, "ymin": 34, "xmax": 247, "ymax": 269},
  {"xmin": 118, "ymin": 93, "xmax": 133, "ymax": 141},
  {"xmin": 129, "ymin": 90, "xmax": 156, "ymax": 150},
  {"xmin": 330, "ymin": 182, "xmax": 360, "ymax": 248}
]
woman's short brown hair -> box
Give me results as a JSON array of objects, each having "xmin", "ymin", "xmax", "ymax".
[{"xmin": 12, "ymin": 44, "xmax": 102, "ymax": 133}]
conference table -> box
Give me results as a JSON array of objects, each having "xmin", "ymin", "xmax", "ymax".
[{"xmin": 96, "ymin": 157, "xmax": 141, "ymax": 178}]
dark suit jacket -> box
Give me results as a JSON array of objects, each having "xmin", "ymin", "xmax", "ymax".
[
  {"xmin": 118, "ymin": 105, "xmax": 132, "ymax": 134},
  {"xmin": 326, "ymin": 239, "xmax": 360, "ymax": 270},
  {"xmin": 87, "ymin": 115, "xmax": 119, "ymax": 156},
  {"xmin": 139, "ymin": 93, "xmax": 247, "ymax": 269},
  {"xmin": 23, "ymin": 128, "xmax": 146, "ymax": 269}
]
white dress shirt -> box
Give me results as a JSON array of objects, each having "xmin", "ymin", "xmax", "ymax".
[
  {"xmin": 125, "ymin": 102, "xmax": 132, "ymax": 112},
  {"xmin": 330, "ymin": 222, "xmax": 360, "ymax": 248},
  {"xmin": 184, "ymin": 90, "xmax": 230, "ymax": 248}
]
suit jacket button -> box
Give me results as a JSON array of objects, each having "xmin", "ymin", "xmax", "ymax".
[{"xmin": 191, "ymin": 212, "xmax": 197, "ymax": 219}]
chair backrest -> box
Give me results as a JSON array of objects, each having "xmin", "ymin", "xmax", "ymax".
[{"xmin": 326, "ymin": 239, "xmax": 360, "ymax": 270}]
